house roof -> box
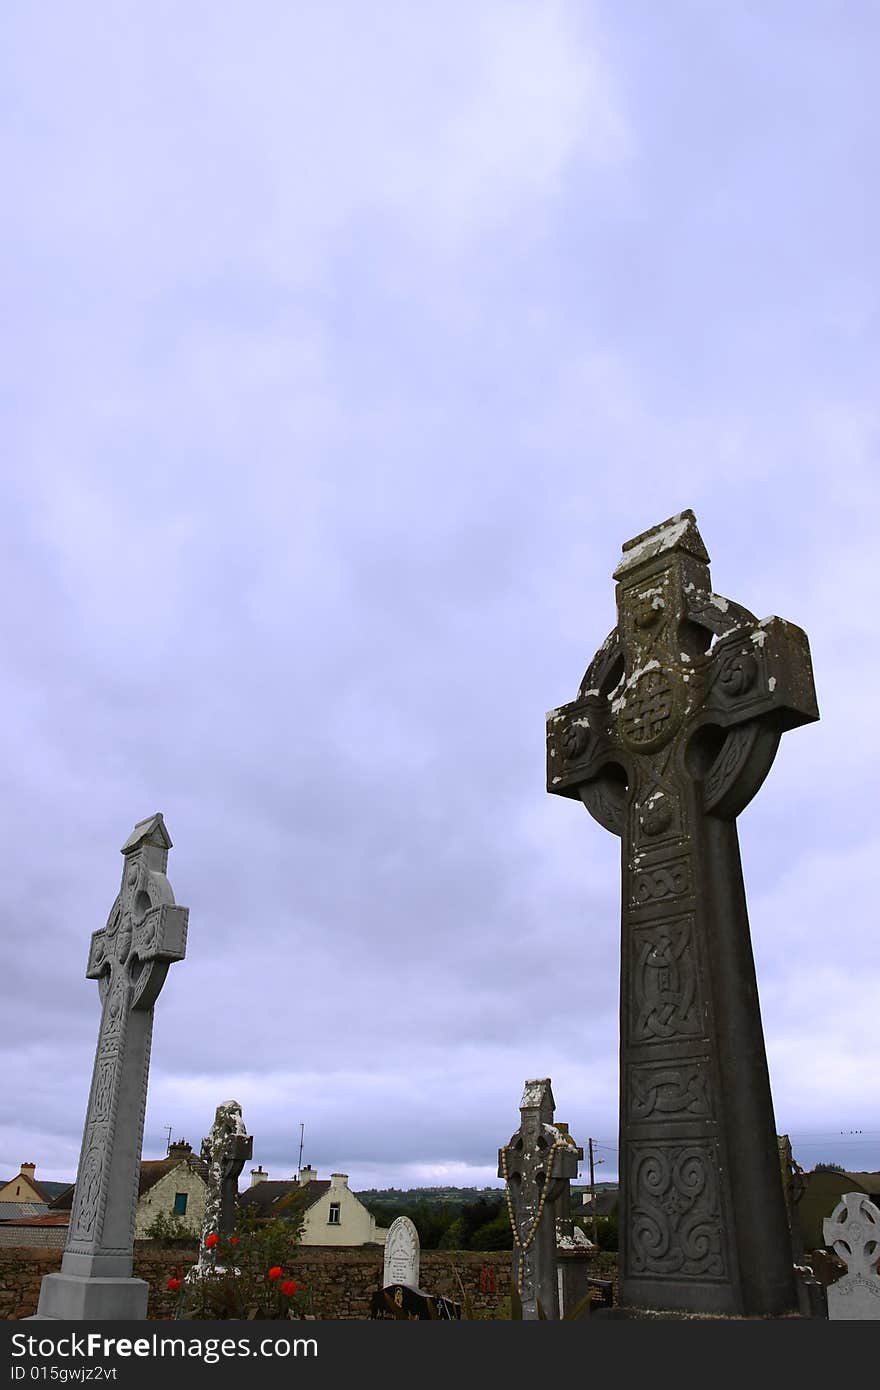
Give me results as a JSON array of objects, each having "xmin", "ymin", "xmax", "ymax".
[
  {"xmin": 48, "ymin": 1156, "xmax": 207, "ymax": 1212},
  {"xmin": 0, "ymin": 1202, "xmax": 50, "ymax": 1219},
  {"xmin": 239, "ymin": 1180, "xmax": 330, "ymax": 1218},
  {"xmin": 137, "ymin": 1155, "xmax": 208, "ymax": 1198},
  {"xmin": 0, "ymin": 1212, "xmax": 71, "ymax": 1229},
  {"xmin": 0, "ymin": 1174, "xmax": 70, "ymax": 1206},
  {"xmin": 38, "ymin": 1181, "xmax": 74, "ymax": 1201}
]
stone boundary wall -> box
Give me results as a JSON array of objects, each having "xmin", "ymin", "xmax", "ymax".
[
  {"xmin": 0, "ymin": 1228, "xmax": 66, "ymax": 1250},
  {"xmin": 1, "ymin": 1245, "xmax": 618, "ymax": 1320}
]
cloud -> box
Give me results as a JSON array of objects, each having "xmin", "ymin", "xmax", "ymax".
[{"xmin": 1, "ymin": 4, "xmax": 878, "ymax": 1196}]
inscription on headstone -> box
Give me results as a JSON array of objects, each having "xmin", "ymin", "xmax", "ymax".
[
  {"xmin": 35, "ymin": 814, "xmax": 188, "ymax": 1320},
  {"xmin": 823, "ymin": 1193, "xmax": 880, "ymax": 1320},
  {"xmin": 547, "ymin": 511, "xmax": 818, "ymax": 1316}
]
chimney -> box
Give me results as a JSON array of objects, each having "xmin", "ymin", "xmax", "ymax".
[
  {"xmin": 168, "ymin": 1140, "xmax": 192, "ymax": 1160},
  {"xmin": 299, "ymin": 1165, "xmax": 317, "ymax": 1185},
  {"xmin": 20, "ymin": 1163, "xmax": 36, "ymax": 1181},
  {"xmin": 330, "ymin": 1173, "xmax": 349, "ymax": 1190},
  {"xmin": 250, "ymin": 1165, "xmax": 269, "ymax": 1187}
]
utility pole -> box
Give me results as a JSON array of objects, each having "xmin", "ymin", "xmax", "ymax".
[
  {"xmin": 588, "ymin": 1139, "xmax": 603, "ymax": 1247},
  {"xmin": 164, "ymin": 1124, "xmax": 173, "ymax": 1154},
  {"xmin": 297, "ymin": 1122, "xmax": 304, "ymax": 1178}
]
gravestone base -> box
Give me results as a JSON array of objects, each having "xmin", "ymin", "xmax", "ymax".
[
  {"xmin": 557, "ymin": 1250, "xmax": 606, "ymax": 1316},
  {"xmin": 30, "ymin": 1272, "xmax": 150, "ymax": 1321},
  {"xmin": 591, "ymin": 1306, "xmax": 804, "ymax": 1320},
  {"xmin": 370, "ymin": 1284, "xmax": 461, "ymax": 1320}
]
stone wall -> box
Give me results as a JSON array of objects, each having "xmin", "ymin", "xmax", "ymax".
[
  {"xmin": 0, "ymin": 1227, "xmax": 66, "ymax": 1250},
  {"xmin": 1, "ymin": 1244, "xmax": 617, "ymax": 1320}
]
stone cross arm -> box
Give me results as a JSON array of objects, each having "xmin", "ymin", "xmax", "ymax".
[{"xmin": 221, "ymin": 1133, "xmax": 253, "ymax": 1176}]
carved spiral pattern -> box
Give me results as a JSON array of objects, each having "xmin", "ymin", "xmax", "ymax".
[
  {"xmin": 561, "ymin": 722, "xmax": 590, "ymax": 761},
  {"xmin": 717, "ymin": 651, "xmax": 758, "ymax": 699},
  {"xmin": 630, "ymin": 1146, "xmax": 724, "ymax": 1277}
]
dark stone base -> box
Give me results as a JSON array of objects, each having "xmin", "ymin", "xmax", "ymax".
[
  {"xmin": 370, "ymin": 1283, "xmax": 461, "ymax": 1320},
  {"xmin": 591, "ymin": 1306, "xmax": 805, "ymax": 1320}
]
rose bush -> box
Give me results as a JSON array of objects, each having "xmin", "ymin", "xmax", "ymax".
[{"xmin": 167, "ymin": 1215, "xmax": 309, "ymax": 1320}]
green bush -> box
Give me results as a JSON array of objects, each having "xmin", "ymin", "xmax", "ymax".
[{"xmin": 143, "ymin": 1211, "xmax": 201, "ymax": 1244}]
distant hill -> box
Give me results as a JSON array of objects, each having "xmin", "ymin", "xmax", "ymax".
[{"xmin": 355, "ymin": 1185, "xmax": 505, "ymax": 1206}]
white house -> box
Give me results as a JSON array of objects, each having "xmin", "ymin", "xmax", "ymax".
[{"xmin": 238, "ymin": 1165, "xmax": 387, "ymax": 1246}]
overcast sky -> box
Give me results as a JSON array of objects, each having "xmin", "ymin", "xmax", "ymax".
[{"xmin": 2, "ymin": 3, "xmax": 878, "ymax": 1199}]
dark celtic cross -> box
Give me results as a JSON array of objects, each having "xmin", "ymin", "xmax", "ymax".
[
  {"xmin": 547, "ymin": 512, "xmax": 818, "ymax": 1316},
  {"xmin": 498, "ymin": 1079, "xmax": 581, "ymax": 1319},
  {"xmin": 63, "ymin": 818, "xmax": 187, "ymax": 1275}
]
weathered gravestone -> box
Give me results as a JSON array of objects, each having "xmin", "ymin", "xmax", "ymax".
[
  {"xmin": 547, "ymin": 511, "xmax": 818, "ymax": 1316},
  {"xmin": 197, "ymin": 1100, "xmax": 253, "ymax": 1271},
  {"xmin": 498, "ymin": 1079, "xmax": 581, "ymax": 1318},
  {"xmin": 383, "ymin": 1215, "xmax": 420, "ymax": 1289},
  {"xmin": 35, "ymin": 814, "xmax": 188, "ymax": 1320},
  {"xmin": 370, "ymin": 1216, "xmax": 461, "ymax": 1319},
  {"xmin": 823, "ymin": 1193, "xmax": 880, "ymax": 1320}
]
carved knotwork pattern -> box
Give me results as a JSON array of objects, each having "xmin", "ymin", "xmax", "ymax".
[
  {"xmin": 630, "ymin": 1061, "xmax": 711, "ymax": 1122},
  {"xmin": 630, "ymin": 857, "xmax": 691, "ymax": 907},
  {"xmin": 619, "ymin": 669, "xmax": 682, "ymax": 752},
  {"xmin": 630, "ymin": 1144, "xmax": 725, "ymax": 1278},
  {"xmin": 69, "ymin": 1143, "xmax": 105, "ymax": 1242},
  {"xmin": 631, "ymin": 916, "xmax": 702, "ymax": 1043},
  {"xmin": 703, "ymin": 724, "xmax": 760, "ymax": 811},
  {"xmin": 91, "ymin": 1059, "xmax": 115, "ymax": 1122}
]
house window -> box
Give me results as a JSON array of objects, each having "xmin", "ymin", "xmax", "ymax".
[
  {"xmin": 328, "ymin": 1203, "xmax": 341, "ymax": 1225},
  {"xmin": 174, "ymin": 1192, "xmax": 188, "ymax": 1216}
]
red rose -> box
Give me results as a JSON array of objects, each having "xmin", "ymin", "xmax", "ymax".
[
  {"xmin": 205, "ymin": 1233, "xmax": 219, "ymax": 1249},
  {"xmin": 229, "ymin": 1236, "xmax": 239, "ymax": 1245},
  {"xmin": 267, "ymin": 1266, "xmax": 283, "ymax": 1281},
  {"xmin": 280, "ymin": 1279, "xmax": 298, "ymax": 1296},
  {"xmin": 166, "ymin": 1277, "xmax": 181, "ymax": 1292}
]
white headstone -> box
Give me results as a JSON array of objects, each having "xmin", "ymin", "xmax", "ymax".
[
  {"xmin": 383, "ymin": 1215, "xmax": 420, "ymax": 1289},
  {"xmin": 823, "ymin": 1192, "xmax": 880, "ymax": 1320}
]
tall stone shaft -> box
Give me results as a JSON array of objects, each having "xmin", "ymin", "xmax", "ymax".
[
  {"xmin": 546, "ymin": 511, "xmax": 818, "ymax": 1315},
  {"xmin": 35, "ymin": 813, "xmax": 188, "ymax": 1320}
]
